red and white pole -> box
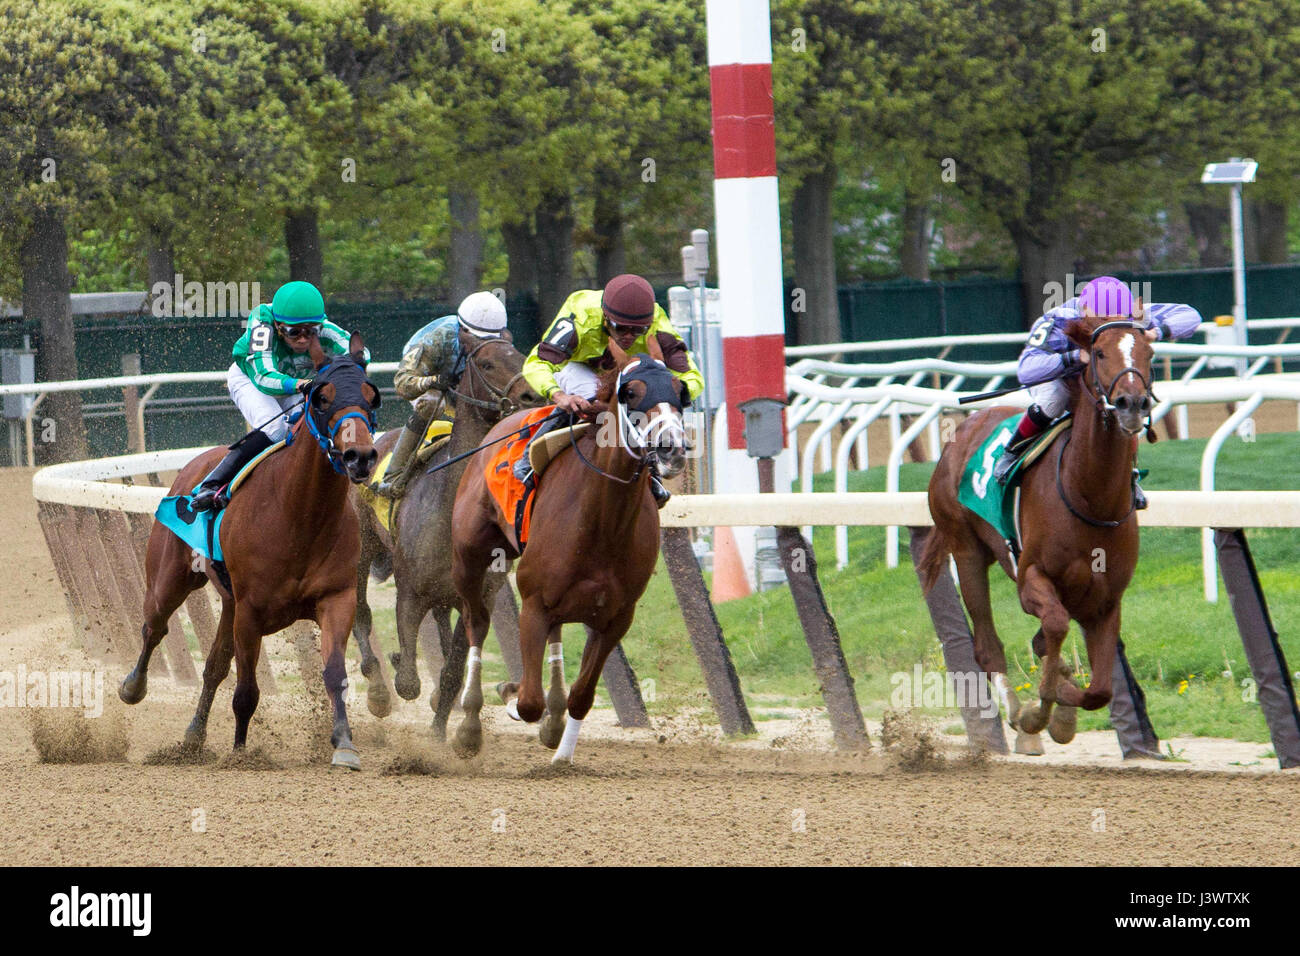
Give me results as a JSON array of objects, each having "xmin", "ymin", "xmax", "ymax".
[{"xmin": 705, "ymin": 0, "xmax": 790, "ymax": 592}]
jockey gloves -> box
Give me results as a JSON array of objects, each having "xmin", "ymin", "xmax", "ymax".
[
  {"xmin": 601, "ymin": 274, "xmax": 655, "ymax": 327},
  {"xmin": 271, "ymin": 281, "xmax": 327, "ymax": 324},
  {"xmin": 1078, "ymin": 276, "xmax": 1134, "ymax": 318},
  {"xmin": 457, "ymin": 291, "xmax": 509, "ymax": 338}
]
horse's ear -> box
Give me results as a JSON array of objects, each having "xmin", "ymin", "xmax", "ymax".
[
  {"xmin": 646, "ymin": 332, "xmax": 665, "ymax": 364},
  {"xmin": 1063, "ymin": 319, "xmax": 1092, "ymax": 351},
  {"xmin": 677, "ymin": 379, "xmax": 691, "ymax": 409},
  {"xmin": 606, "ymin": 335, "xmax": 631, "ymax": 369},
  {"xmin": 499, "ymin": 328, "xmax": 513, "ymax": 344},
  {"xmin": 308, "ymin": 334, "xmax": 328, "ymax": 369},
  {"xmin": 363, "ymin": 381, "xmax": 381, "ymax": 410},
  {"xmin": 312, "ymin": 381, "xmax": 336, "ymax": 411},
  {"xmin": 348, "ymin": 331, "xmax": 365, "ymax": 364}
]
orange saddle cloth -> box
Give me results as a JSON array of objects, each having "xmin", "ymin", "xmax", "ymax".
[{"xmin": 484, "ymin": 406, "xmax": 555, "ymax": 550}]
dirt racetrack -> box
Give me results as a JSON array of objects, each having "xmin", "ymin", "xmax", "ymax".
[{"xmin": 2, "ymin": 466, "xmax": 1297, "ymax": 867}]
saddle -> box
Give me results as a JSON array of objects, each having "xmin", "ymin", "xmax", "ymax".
[
  {"xmin": 484, "ymin": 408, "xmax": 591, "ymax": 552},
  {"xmin": 957, "ymin": 413, "xmax": 1072, "ymax": 561},
  {"xmin": 155, "ymin": 439, "xmax": 287, "ymax": 589}
]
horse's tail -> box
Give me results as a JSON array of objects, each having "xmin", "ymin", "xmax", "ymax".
[{"xmin": 916, "ymin": 521, "xmax": 951, "ymax": 595}]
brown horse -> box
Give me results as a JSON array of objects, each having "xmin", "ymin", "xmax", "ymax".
[
  {"xmin": 351, "ymin": 331, "xmax": 542, "ymax": 738},
  {"xmin": 449, "ymin": 341, "xmax": 689, "ymax": 764},
  {"xmin": 119, "ymin": 334, "xmax": 380, "ymax": 769},
  {"xmin": 920, "ymin": 315, "xmax": 1156, "ymax": 747}
]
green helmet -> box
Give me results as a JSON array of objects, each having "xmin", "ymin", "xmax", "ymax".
[{"xmin": 270, "ymin": 281, "xmax": 326, "ymax": 324}]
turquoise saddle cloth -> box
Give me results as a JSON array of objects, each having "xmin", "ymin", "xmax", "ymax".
[{"xmin": 154, "ymin": 440, "xmax": 284, "ymax": 564}]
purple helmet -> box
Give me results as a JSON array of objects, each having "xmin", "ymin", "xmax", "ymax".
[{"xmin": 1078, "ymin": 276, "xmax": 1134, "ymax": 318}]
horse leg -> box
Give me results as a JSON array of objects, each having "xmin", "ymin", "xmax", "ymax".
[
  {"xmin": 1067, "ymin": 606, "xmax": 1119, "ymax": 712},
  {"xmin": 392, "ymin": 587, "xmax": 427, "ymax": 701},
  {"xmin": 430, "ymin": 610, "xmax": 463, "ymax": 743},
  {"xmin": 552, "ymin": 615, "xmax": 632, "ymax": 765},
  {"xmin": 509, "ymin": 594, "xmax": 550, "ymax": 725},
  {"xmin": 319, "ymin": 591, "xmax": 362, "ymax": 771},
  {"xmin": 951, "ymin": 547, "xmax": 1022, "ymax": 729},
  {"xmin": 120, "ymin": 552, "xmax": 203, "ymax": 705},
  {"xmin": 352, "ymin": 541, "xmax": 392, "ymax": 718},
  {"xmin": 537, "ymin": 626, "xmax": 566, "ymax": 750},
  {"xmin": 184, "ymin": 597, "xmax": 235, "ymax": 748},
  {"xmin": 230, "ymin": 605, "xmax": 264, "ymax": 750},
  {"xmin": 450, "ymin": 587, "xmax": 492, "ymax": 759},
  {"xmin": 1016, "ymin": 564, "xmax": 1071, "ymax": 737}
]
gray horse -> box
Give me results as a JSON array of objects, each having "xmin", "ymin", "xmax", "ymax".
[{"xmin": 352, "ymin": 332, "xmax": 542, "ymax": 737}]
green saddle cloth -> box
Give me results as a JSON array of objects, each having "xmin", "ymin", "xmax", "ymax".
[{"xmin": 957, "ymin": 414, "xmax": 1072, "ymax": 543}]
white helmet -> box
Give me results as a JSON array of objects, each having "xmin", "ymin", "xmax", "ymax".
[{"xmin": 457, "ymin": 291, "xmax": 508, "ymax": 337}]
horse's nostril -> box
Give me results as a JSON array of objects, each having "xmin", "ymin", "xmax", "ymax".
[{"xmin": 343, "ymin": 449, "xmax": 358, "ymax": 464}]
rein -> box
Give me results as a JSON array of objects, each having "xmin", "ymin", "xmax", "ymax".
[
  {"xmin": 446, "ymin": 337, "xmax": 527, "ymax": 416},
  {"xmin": 422, "ymin": 409, "xmax": 568, "ymax": 477},
  {"xmin": 1054, "ymin": 433, "xmax": 1136, "ymax": 528}
]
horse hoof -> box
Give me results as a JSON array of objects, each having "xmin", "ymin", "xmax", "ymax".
[
  {"xmin": 118, "ymin": 675, "xmax": 146, "ymax": 705},
  {"xmin": 1048, "ymin": 705, "xmax": 1078, "ymax": 744},
  {"xmin": 550, "ymin": 750, "xmax": 574, "ymax": 767},
  {"xmin": 1014, "ymin": 731, "xmax": 1045, "ymax": 756},
  {"xmin": 505, "ymin": 698, "xmax": 523, "ymax": 722},
  {"xmin": 539, "ymin": 713, "xmax": 563, "ymax": 750},
  {"xmin": 430, "ymin": 717, "xmax": 447, "ymax": 744},
  {"xmin": 331, "ymin": 747, "xmax": 361, "ymax": 771},
  {"xmin": 1018, "ymin": 703, "xmax": 1048, "ymax": 735},
  {"xmin": 394, "ymin": 671, "xmax": 420, "ymax": 702},
  {"xmin": 495, "ymin": 681, "xmax": 519, "ymax": 704},
  {"xmin": 366, "ymin": 683, "xmax": 392, "ymax": 719},
  {"xmin": 452, "ymin": 720, "xmax": 482, "ymax": 759}
]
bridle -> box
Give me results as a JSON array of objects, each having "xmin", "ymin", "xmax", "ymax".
[
  {"xmin": 286, "ymin": 357, "xmax": 379, "ymax": 475},
  {"xmin": 1084, "ymin": 320, "xmax": 1157, "ymax": 435},
  {"xmin": 446, "ymin": 336, "xmax": 527, "ymax": 418},
  {"xmin": 569, "ymin": 361, "xmax": 687, "ymax": 486},
  {"xmin": 1057, "ymin": 320, "xmax": 1154, "ymax": 527}
]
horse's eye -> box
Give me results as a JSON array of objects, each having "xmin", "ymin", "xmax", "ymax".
[{"xmin": 1095, "ymin": 351, "xmax": 1105, "ymax": 360}]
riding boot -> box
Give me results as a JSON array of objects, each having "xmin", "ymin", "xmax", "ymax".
[
  {"xmin": 650, "ymin": 475, "xmax": 671, "ymax": 509},
  {"xmin": 995, "ymin": 404, "xmax": 1052, "ymax": 485},
  {"xmin": 190, "ymin": 430, "xmax": 275, "ymax": 512},
  {"xmin": 371, "ymin": 414, "xmax": 427, "ymax": 499},
  {"xmin": 513, "ymin": 414, "xmax": 564, "ymax": 482},
  {"xmin": 1132, "ymin": 469, "xmax": 1148, "ymax": 511}
]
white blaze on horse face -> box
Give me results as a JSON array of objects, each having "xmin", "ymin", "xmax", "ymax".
[{"xmin": 1118, "ymin": 332, "xmax": 1135, "ymax": 369}]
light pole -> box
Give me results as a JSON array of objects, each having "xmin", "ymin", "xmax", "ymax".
[
  {"xmin": 682, "ymin": 230, "xmax": 714, "ymax": 494},
  {"xmin": 1201, "ymin": 158, "xmax": 1257, "ymax": 376}
]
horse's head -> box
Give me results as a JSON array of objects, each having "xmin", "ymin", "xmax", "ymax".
[
  {"xmin": 454, "ymin": 327, "xmax": 544, "ymax": 421},
  {"xmin": 606, "ymin": 336, "xmax": 690, "ymax": 480},
  {"xmin": 1064, "ymin": 310, "xmax": 1156, "ymax": 438},
  {"xmin": 304, "ymin": 332, "xmax": 381, "ymax": 481}
]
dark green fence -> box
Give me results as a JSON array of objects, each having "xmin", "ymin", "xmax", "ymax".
[{"xmin": 2, "ymin": 264, "xmax": 1297, "ymax": 462}]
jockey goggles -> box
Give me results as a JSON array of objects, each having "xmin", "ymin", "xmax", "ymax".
[
  {"xmin": 605, "ymin": 318, "xmax": 646, "ymax": 338},
  {"xmin": 277, "ymin": 322, "xmax": 321, "ymax": 340}
]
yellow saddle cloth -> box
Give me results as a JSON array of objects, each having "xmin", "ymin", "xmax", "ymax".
[{"xmin": 357, "ymin": 419, "xmax": 453, "ymax": 533}]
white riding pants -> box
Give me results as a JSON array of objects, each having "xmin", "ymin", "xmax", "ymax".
[
  {"xmin": 228, "ymin": 363, "xmax": 299, "ymax": 441},
  {"xmin": 1027, "ymin": 379, "xmax": 1070, "ymax": 419}
]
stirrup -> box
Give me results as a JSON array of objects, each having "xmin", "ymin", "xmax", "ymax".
[
  {"xmin": 1133, "ymin": 471, "xmax": 1148, "ymax": 511},
  {"xmin": 190, "ymin": 485, "xmax": 227, "ymax": 513}
]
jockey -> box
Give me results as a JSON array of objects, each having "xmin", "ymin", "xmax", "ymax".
[
  {"xmin": 191, "ymin": 280, "xmax": 367, "ymax": 512},
  {"xmin": 370, "ymin": 291, "xmax": 510, "ymax": 499},
  {"xmin": 992, "ymin": 275, "xmax": 1202, "ymax": 508},
  {"xmin": 517, "ymin": 273, "xmax": 703, "ymax": 507}
]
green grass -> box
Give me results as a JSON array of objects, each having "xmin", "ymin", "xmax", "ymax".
[{"xmin": 369, "ymin": 430, "xmax": 1300, "ymax": 744}]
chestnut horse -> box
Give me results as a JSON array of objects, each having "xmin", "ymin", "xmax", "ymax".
[
  {"xmin": 920, "ymin": 316, "xmax": 1156, "ymax": 747},
  {"xmin": 119, "ymin": 334, "xmax": 381, "ymax": 769},
  {"xmin": 352, "ymin": 332, "xmax": 542, "ymax": 738},
  {"xmin": 449, "ymin": 342, "xmax": 689, "ymax": 764}
]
